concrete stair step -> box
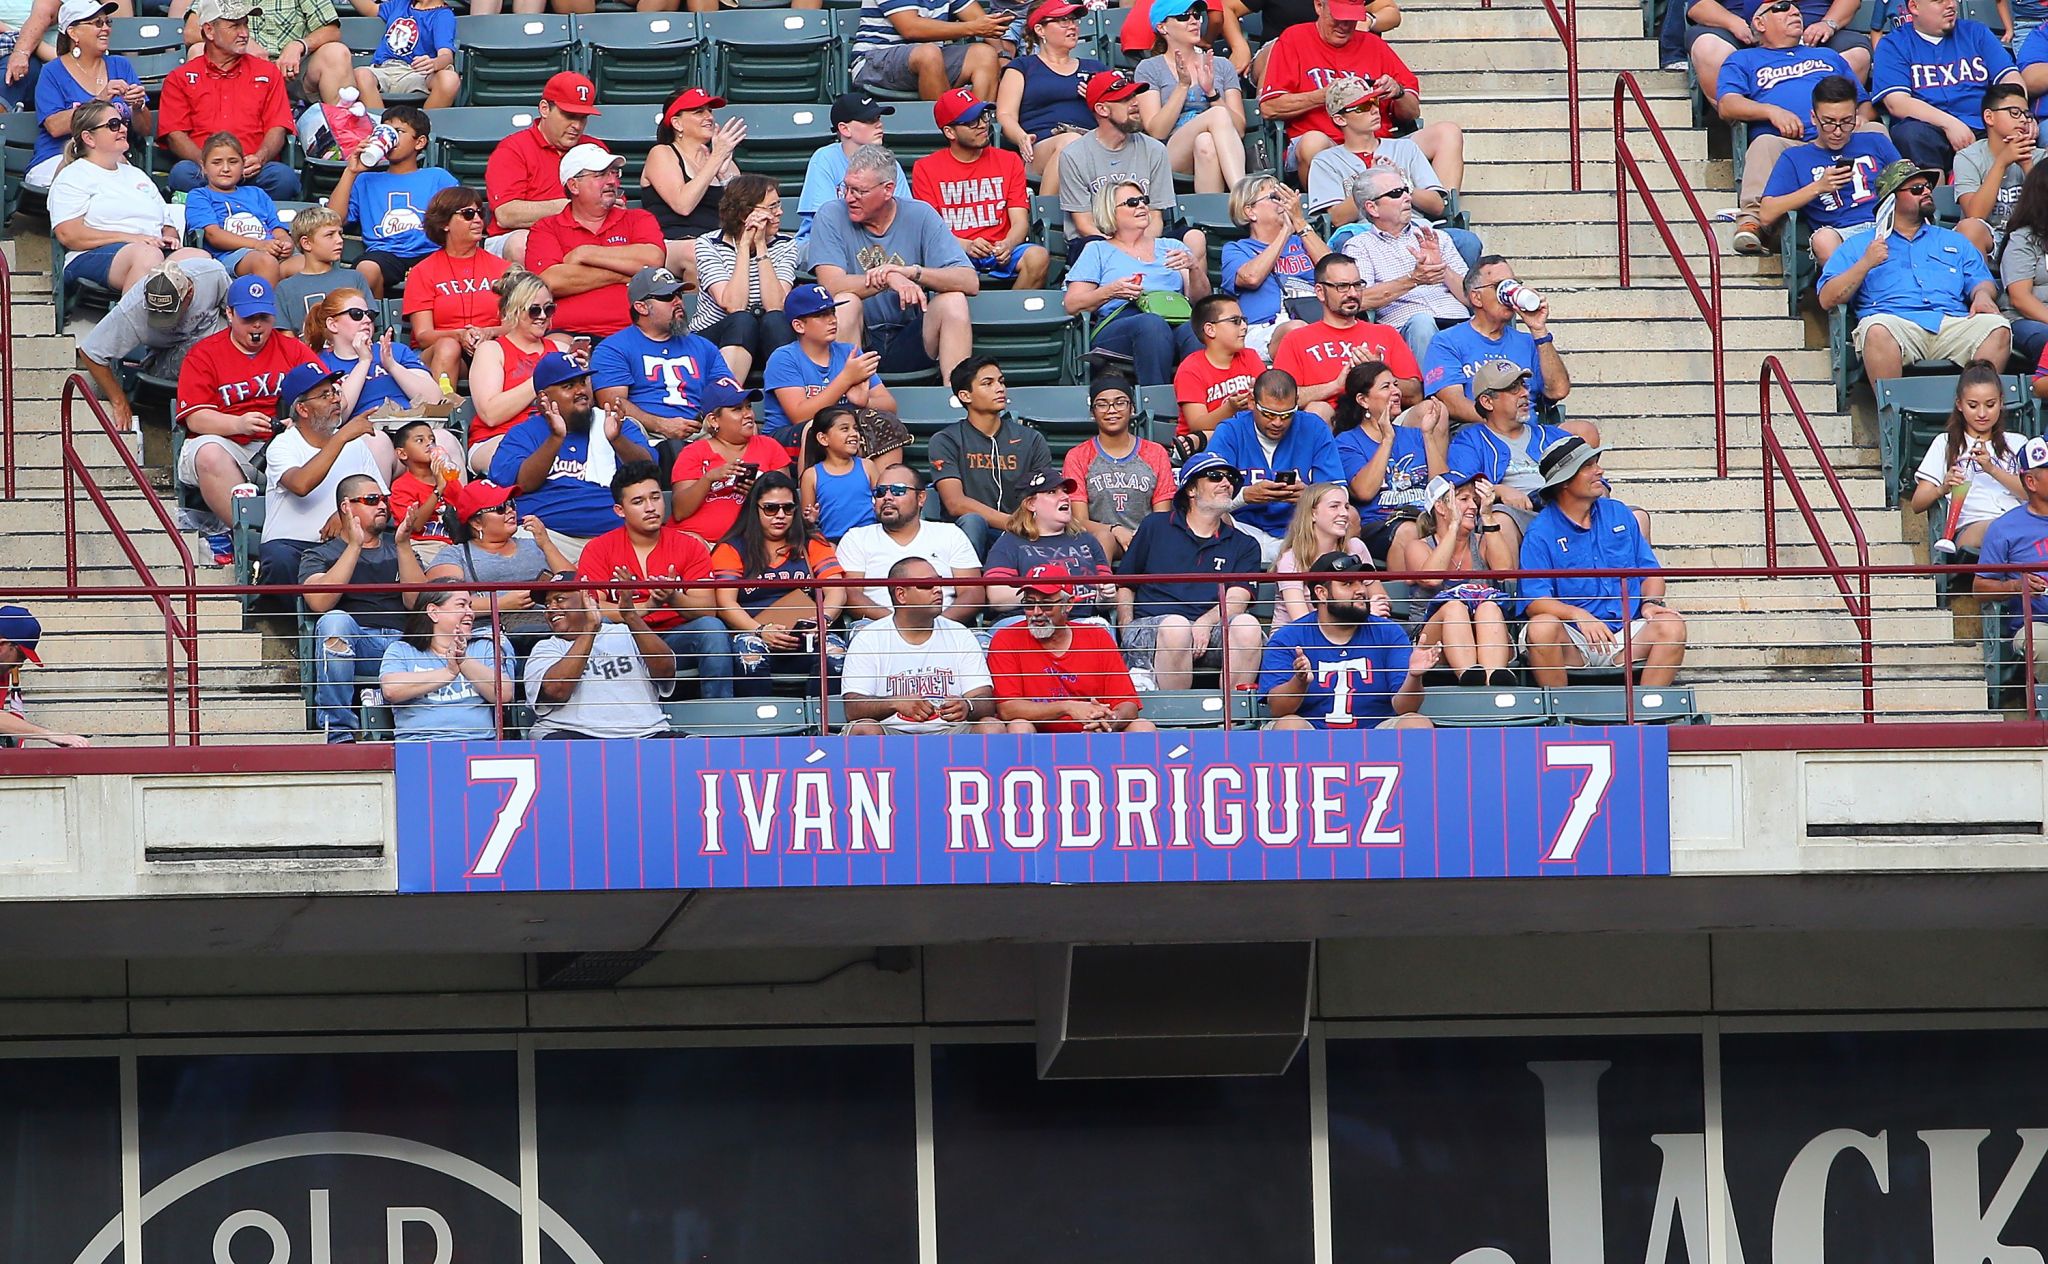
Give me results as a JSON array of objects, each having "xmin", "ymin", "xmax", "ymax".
[
  {"xmin": 1426, "ymin": 96, "xmax": 1696, "ymax": 132},
  {"xmin": 1406, "ymin": 37, "xmax": 1661, "ymax": 72},
  {"xmin": 1462, "ymin": 159, "xmax": 1726, "ymax": 192},
  {"xmin": 1396, "ymin": 8, "xmax": 1647, "ymax": 39}
]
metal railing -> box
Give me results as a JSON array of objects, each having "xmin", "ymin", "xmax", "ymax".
[
  {"xmin": 58, "ymin": 373, "xmax": 201, "ymax": 744},
  {"xmin": 0, "ymin": 247, "xmax": 14, "ymax": 501},
  {"xmin": 1480, "ymin": 0, "xmax": 1582, "ymax": 190},
  {"xmin": 1759, "ymin": 355, "xmax": 1874, "ymax": 720},
  {"xmin": 1613, "ymin": 70, "xmax": 1727, "ymax": 477}
]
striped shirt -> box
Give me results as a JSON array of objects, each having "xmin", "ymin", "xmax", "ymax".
[
  {"xmin": 853, "ymin": 0, "xmax": 970, "ymax": 56},
  {"xmin": 690, "ymin": 231, "xmax": 802, "ymax": 333},
  {"xmin": 1341, "ymin": 220, "xmax": 1470, "ymax": 324}
]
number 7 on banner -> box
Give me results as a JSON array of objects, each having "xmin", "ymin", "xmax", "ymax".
[
  {"xmin": 1540, "ymin": 743, "xmax": 1613, "ymax": 864},
  {"xmin": 467, "ymin": 756, "xmax": 538, "ymax": 878}
]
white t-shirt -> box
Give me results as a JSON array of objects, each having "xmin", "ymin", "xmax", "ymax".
[
  {"xmin": 840, "ymin": 615, "xmax": 993, "ymax": 734},
  {"xmin": 47, "ymin": 159, "xmax": 171, "ymax": 239},
  {"xmin": 523, "ymin": 623, "xmax": 670, "ymax": 739},
  {"xmin": 261, "ymin": 427, "xmax": 387, "ymax": 544},
  {"xmin": 835, "ymin": 520, "xmax": 981, "ymax": 611},
  {"xmin": 1913, "ymin": 430, "xmax": 2025, "ymax": 528}
]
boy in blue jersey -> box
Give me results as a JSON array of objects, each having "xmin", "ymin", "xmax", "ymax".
[
  {"xmin": 1871, "ymin": 0, "xmax": 2020, "ymax": 172},
  {"xmin": 328, "ymin": 106, "xmax": 459, "ymax": 301},
  {"xmin": 354, "ymin": 0, "xmax": 458, "ymax": 110},
  {"xmin": 761, "ymin": 282, "xmax": 894, "ymax": 440},
  {"xmin": 1199, "ymin": 369, "xmax": 1346, "ymax": 563},
  {"xmin": 1519, "ymin": 437, "xmax": 1688, "ymax": 687},
  {"xmin": 591, "ymin": 267, "xmax": 735, "ymax": 473},
  {"xmin": 1260, "ymin": 552, "xmax": 1436, "ymax": 730},
  {"xmin": 1758, "ymin": 74, "xmax": 1901, "ymax": 264}
]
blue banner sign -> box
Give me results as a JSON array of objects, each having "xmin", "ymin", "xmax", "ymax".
[{"xmin": 394, "ymin": 728, "xmax": 1671, "ymax": 893}]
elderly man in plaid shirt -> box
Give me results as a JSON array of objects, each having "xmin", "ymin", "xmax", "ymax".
[{"xmin": 1339, "ymin": 165, "xmax": 1469, "ymax": 362}]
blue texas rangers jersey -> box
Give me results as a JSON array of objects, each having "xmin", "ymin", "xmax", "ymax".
[{"xmin": 1258, "ymin": 615, "xmax": 1414, "ymax": 727}]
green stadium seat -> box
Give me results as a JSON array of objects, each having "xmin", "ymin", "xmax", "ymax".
[
  {"xmin": 703, "ymin": 9, "xmax": 840, "ymax": 103},
  {"xmin": 1419, "ymin": 686, "xmax": 1550, "ymax": 727},
  {"xmin": 1139, "ymin": 688, "xmax": 1259, "ymax": 728},
  {"xmin": 52, "ymin": 240, "xmax": 118, "ymax": 328},
  {"xmin": 1872, "ymin": 373, "xmax": 2034, "ymax": 507},
  {"xmin": 427, "ymin": 105, "xmax": 541, "ymax": 186},
  {"xmin": 582, "ymin": 106, "xmax": 661, "ymax": 183},
  {"xmin": 721, "ymin": 103, "xmax": 836, "ymax": 196},
  {"xmin": 965, "ymin": 290, "xmax": 1080, "ymax": 386},
  {"xmin": 1546, "ymin": 685, "xmax": 1705, "ymax": 725},
  {"xmin": 0, "ymin": 110, "xmax": 39, "ymax": 224},
  {"xmin": 337, "ymin": 14, "xmax": 387, "ymax": 60},
  {"xmin": 232, "ymin": 492, "xmax": 266, "ymax": 611},
  {"xmin": 832, "ymin": 9, "xmax": 919, "ymax": 100},
  {"xmin": 1778, "ymin": 208, "xmax": 1814, "ymax": 319},
  {"xmin": 663, "ymin": 697, "xmax": 816, "ymax": 737},
  {"xmin": 880, "ymin": 385, "xmax": 965, "ymax": 470},
  {"xmin": 123, "ymin": 47, "xmax": 186, "ymax": 97},
  {"xmin": 109, "ymin": 15, "xmax": 183, "ymax": 54},
  {"xmin": 1000, "ymin": 385, "xmax": 1095, "ymax": 457},
  {"xmin": 578, "ymin": 12, "xmax": 705, "ymax": 106},
  {"xmin": 1029, "ymin": 192, "xmax": 1065, "ymax": 261},
  {"xmin": 1176, "ymin": 192, "xmax": 1247, "ymax": 277},
  {"xmin": 455, "ymin": 14, "xmax": 576, "ymax": 106}
]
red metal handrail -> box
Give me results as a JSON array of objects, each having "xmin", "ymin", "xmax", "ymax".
[
  {"xmin": 0, "ymin": 247, "xmax": 14, "ymax": 501},
  {"xmin": 59, "ymin": 373, "xmax": 201, "ymax": 744},
  {"xmin": 1614, "ymin": 70, "xmax": 1727, "ymax": 477},
  {"xmin": 1759, "ymin": 354, "xmax": 1873, "ymax": 720},
  {"xmin": 1480, "ymin": 0, "xmax": 1581, "ymax": 189}
]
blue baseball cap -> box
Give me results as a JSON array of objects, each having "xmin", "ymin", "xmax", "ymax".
[
  {"xmin": 1149, "ymin": 0, "xmax": 1204, "ymax": 25},
  {"xmin": 784, "ymin": 283, "xmax": 837, "ymax": 320},
  {"xmin": 692, "ymin": 375, "xmax": 763, "ymax": 414},
  {"xmin": 275, "ymin": 362, "xmax": 341, "ymax": 416},
  {"xmin": 1177, "ymin": 450, "xmax": 1242, "ymax": 490},
  {"xmin": 0, "ymin": 604, "xmax": 40, "ymax": 663},
  {"xmin": 226, "ymin": 275, "xmax": 276, "ymax": 318},
  {"xmin": 530, "ymin": 351, "xmax": 592, "ymax": 393}
]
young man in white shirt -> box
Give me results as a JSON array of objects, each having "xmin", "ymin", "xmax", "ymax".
[
  {"xmin": 524, "ymin": 576, "xmax": 675, "ymax": 740},
  {"xmin": 835, "ymin": 463, "xmax": 983, "ymax": 623},
  {"xmin": 841, "ymin": 557, "xmax": 1022, "ymax": 734},
  {"xmin": 261, "ymin": 362, "xmax": 388, "ymax": 589}
]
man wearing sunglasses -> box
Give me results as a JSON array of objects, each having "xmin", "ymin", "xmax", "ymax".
[
  {"xmin": 1953, "ymin": 83, "xmax": 2043, "ymax": 250},
  {"xmin": 1341, "ymin": 166, "xmax": 1468, "ymax": 363},
  {"xmin": 260, "ymin": 362, "xmax": 384, "ymax": 592},
  {"xmin": 911, "ymin": 88, "xmax": 1051, "ymax": 289},
  {"xmin": 299, "ymin": 472, "xmax": 431, "ymax": 742},
  {"xmin": 837, "ymin": 465, "xmax": 984, "ymax": 624},
  {"xmin": 1056, "ymin": 71, "xmax": 1179, "ymax": 252},
  {"xmin": 1819, "ymin": 158, "xmax": 2013, "ymax": 383},
  {"xmin": 1708, "ymin": 0, "xmax": 1866, "ymax": 254},
  {"xmin": 1199, "ymin": 368, "xmax": 1346, "ymax": 563},
  {"xmin": 1116, "ymin": 451, "xmax": 1264, "ymax": 693}
]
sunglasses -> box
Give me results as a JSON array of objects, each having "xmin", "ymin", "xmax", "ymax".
[
  {"xmin": 346, "ymin": 493, "xmax": 389, "ymax": 506},
  {"xmin": 1210, "ymin": 314, "xmax": 1249, "ymax": 326},
  {"xmin": 93, "ymin": 117, "xmax": 128, "ymax": 133},
  {"xmin": 1898, "ymin": 181, "xmax": 1935, "ymax": 196},
  {"xmin": 454, "ymin": 206, "xmax": 484, "ymax": 220},
  {"xmin": 526, "ymin": 302, "xmax": 556, "ymax": 319},
  {"xmin": 1255, "ymin": 404, "xmax": 1294, "ymax": 418},
  {"xmin": 1197, "ymin": 469, "xmax": 1235, "ymax": 483},
  {"xmin": 1117, "ymin": 194, "xmax": 1149, "ymax": 209},
  {"xmin": 482, "ymin": 501, "xmax": 519, "ymax": 515},
  {"xmin": 759, "ymin": 502, "xmax": 798, "ymax": 515},
  {"xmin": 1373, "ymin": 185, "xmax": 1411, "ymax": 201},
  {"xmin": 336, "ymin": 306, "xmax": 373, "ymax": 321},
  {"xmin": 871, "ymin": 483, "xmax": 917, "ymax": 498}
]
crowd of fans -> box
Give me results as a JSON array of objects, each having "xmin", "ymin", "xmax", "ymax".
[{"xmin": 28, "ymin": 0, "xmax": 1711, "ymax": 744}]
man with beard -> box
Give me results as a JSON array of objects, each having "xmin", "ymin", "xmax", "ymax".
[
  {"xmin": 841, "ymin": 557, "xmax": 1017, "ymax": 735},
  {"xmin": 912, "ymin": 89, "xmax": 1051, "ymax": 290},
  {"xmin": 836, "ymin": 465, "xmax": 984, "ymax": 623},
  {"xmin": 525, "ymin": 145, "xmax": 665, "ymax": 340},
  {"xmin": 260, "ymin": 362, "xmax": 386, "ymax": 588},
  {"xmin": 1199, "ymin": 369, "xmax": 1346, "ymax": 562},
  {"xmin": 1261, "ymin": 551, "xmax": 1436, "ymax": 729},
  {"xmin": 490, "ymin": 351, "xmax": 657, "ymax": 558},
  {"xmin": 301, "ymin": 471, "xmax": 430, "ymax": 743},
  {"xmin": 1819, "ymin": 158, "xmax": 2011, "ymax": 383},
  {"xmin": 988, "ymin": 562, "xmax": 1156, "ymax": 733},
  {"xmin": 1117, "ymin": 451, "xmax": 1264, "ymax": 693},
  {"xmin": 1271, "ymin": 254, "xmax": 1421, "ymax": 417},
  {"xmin": 592, "ymin": 267, "xmax": 735, "ymax": 468},
  {"xmin": 1056, "ymin": 72, "xmax": 1179, "ymax": 256},
  {"xmin": 175, "ymin": 275, "xmax": 320, "ymax": 559}
]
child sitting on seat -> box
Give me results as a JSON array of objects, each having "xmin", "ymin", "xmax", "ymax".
[
  {"xmin": 799, "ymin": 406, "xmax": 880, "ymax": 542},
  {"xmin": 273, "ymin": 207, "xmax": 373, "ymax": 329},
  {"xmin": 354, "ymin": 0, "xmax": 460, "ymax": 110},
  {"xmin": 183, "ymin": 132, "xmax": 294, "ymax": 283},
  {"xmin": 387, "ymin": 418, "xmax": 459, "ymax": 545}
]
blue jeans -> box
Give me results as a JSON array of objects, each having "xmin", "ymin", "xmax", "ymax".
[
  {"xmin": 659, "ymin": 615, "xmax": 737, "ymax": 699},
  {"xmin": 313, "ymin": 609, "xmax": 400, "ymax": 741},
  {"xmin": 169, "ymin": 159, "xmax": 301, "ymax": 201},
  {"xmin": 2014, "ymin": 318, "xmax": 2048, "ymax": 368},
  {"xmin": 1887, "ymin": 119, "xmax": 1971, "ymax": 177},
  {"xmin": 1443, "ymin": 225, "xmax": 1483, "ymax": 273},
  {"xmin": 1393, "ymin": 310, "xmax": 1445, "ymax": 363},
  {"xmin": 1089, "ymin": 310, "xmax": 1202, "ymax": 386},
  {"xmin": 957, "ymin": 512, "xmax": 996, "ymax": 562}
]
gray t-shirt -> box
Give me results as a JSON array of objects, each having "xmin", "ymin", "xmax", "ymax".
[
  {"xmin": 2002, "ymin": 225, "xmax": 2048, "ymax": 301},
  {"xmin": 78, "ymin": 255, "xmax": 229, "ymax": 375},
  {"xmin": 807, "ymin": 197, "xmax": 972, "ymax": 328},
  {"xmin": 427, "ymin": 538, "xmax": 554, "ymax": 636},
  {"xmin": 927, "ymin": 415, "xmax": 1054, "ymax": 519},
  {"xmin": 1305, "ymin": 138, "xmax": 1445, "ymax": 215},
  {"xmin": 1056, "ymin": 132, "xmax": 1177, "ymax": 231},
  {"xmin": 1952, "ymin": 143, "xmax": 2047, "ymax": 235},
  {"xmin": 523, "ymin": 623, "xmax": 670, "ymax": 739},
  {"xmin": 1133, "ymin": 54, "xmax": 1243, "ymax": 129},
  {"xmin": 275, "ymin": 266, "xmax": 372, "ymax": 330}
]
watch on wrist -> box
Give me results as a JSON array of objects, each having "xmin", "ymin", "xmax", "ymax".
[{"xmin": 1532, "ymin": 332, "xmax": 1555, "ymax": 345}]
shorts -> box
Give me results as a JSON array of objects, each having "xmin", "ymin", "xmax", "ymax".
[
  {"xmin": 370, "ymin": 60, "xmax": 430, "ymax": 95},
  {"xmin": 484, "ymin": 233, "xmax": 517, "ymax": 258},
  {"xmin": 63, "ymin": 242, "xmax": 125, "ymax": 287},
  {"xmin": 219, "ymin": 246, "xmax": 255, "ymax": 274},
  {"xmin": 972, "ymin": 241, "xmax": 1036, "ymax": 280},
  {"xmin": 1283, "ymin": 131, "xmax": 1336, "ymax": 172},
  {"xmin": 852, "ymin": 41, "xmax": 971, "ymax": 93},
  {"xmin": 175, "ymin": 433, "xmax": 264, "ymax": 488},
  {"xmin": 1122, "ymin": 613, "xmax": 1227, "ymax": 672},
  {"xmin": 359, "ymin": 248, "xmax": 424, "ymax": 289},
  {"xmin": 1686, "ymin": 20, "xmax": 1871, "ymax": 55},
  {"xmin": 1852, "ymin": 312, "xmax": 2012, "ymax": 366},
  {"xmin": 1518, "ymin": 615, "xmax": 1650, "ymax": 669},
  {"xmin": 1246, "ymin": 317, "xmax": 1283, "ymax": 360}
]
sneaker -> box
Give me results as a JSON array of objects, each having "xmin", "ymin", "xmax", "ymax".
[
  {"xmin": 1732, "ymin": 215, "xmax": 1766, "ymax": 255},
  {"xmin": 205, "ymin": 530, "xmax": 233, "ymax": 567},
  {"xmin": 1130, "ymin": 667, "xmax": 1158, "ymax": 692}
]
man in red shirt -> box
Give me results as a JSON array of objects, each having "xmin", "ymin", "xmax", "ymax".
[
  {"xmin": 1272, "ymin": 254, "xmax": 1421, "ymax": 417},
  {"xmin": 988, "ymin": 563, "xmax": 1156, "ymax": 733},
  {"xmin": 525, "ymin": 145, "xmax": 666, "ymax": 340},
  {"xmin": 574, "ymin": 459, "xmax": 737, "ymax": 696},
  {"xmin": 1174, "ymin": 294, "xmax": 1266, "ymax": 437},
  {"xmin": 158, "ymin": 0, "xmax": 297, "ymax": 198},
  {"xmin": 483, "ymin": 71, "xmax": 604, "ymax": 265},
  {"xmin": 911, "ymin": 88, "xmax": 1050, "ymax": 289},
  {"xmin": 1257, "ymin": 0, "xmax": 1460, "ymax": 182},
  {"xmin": 175, "ymin": 275, "xmax": 319, "ymax": 526}
]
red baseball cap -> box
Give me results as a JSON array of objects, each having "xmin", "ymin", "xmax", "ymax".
[
  {"xmin": 1084, "ymin": 70, "xmax": 1142, "ymax": 109},
  {"xmin": 448, "ymin": 480, "xmax": 516, "ymax": 522},
  {"xmin": 1021, "ymin": 562, "xmax": 1076, "ymax": 596},
  {"xmin": 934, "ymin": 87, "xmax": 991, "ymax": 128},
  {"xmin": 542, "ymin": 71, "xmax": 602, "ymax": 116},
  {"xmin": 665, "ymin": 87, "xmax": 726, "ymax": 119},
  {"xmin": 1027, "ymin": 0, "xmax": 1084, "ymax": 25},
  {"xmin": 1326, "ymin": 0, "xmax": 1369, "ymax": 19}
]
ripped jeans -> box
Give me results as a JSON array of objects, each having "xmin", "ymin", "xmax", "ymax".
[{"xmin": 314, "ymin": 609, "xmax": 402, "ymax": 741}]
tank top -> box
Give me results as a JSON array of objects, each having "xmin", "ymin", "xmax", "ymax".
[
  {"xmin": 642, "ymin": 143, "xmax": 726, "ymax": 240},
  {"xmin": 472, "ymin": 336, "xmax": 545, "ymax": 445},
  {"xmin": 813, "ymin": 460, "xmax": 878, "ymax": 540},
  {"xmin": 1011, "ymin": 53, "xmax": 1106, "ymax": 141}
]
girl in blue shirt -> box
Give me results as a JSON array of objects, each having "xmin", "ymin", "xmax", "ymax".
[{"xmin": 798, "ymin": 407, "xmax": 881, "ymax": 541}]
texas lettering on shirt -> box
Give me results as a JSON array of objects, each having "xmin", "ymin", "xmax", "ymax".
[{"xmin": 1910, "ymin": 56, "xmax": 1992, "ymax": 89}]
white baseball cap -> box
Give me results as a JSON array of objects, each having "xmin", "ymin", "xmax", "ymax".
[{"xmin": 558, "ymin": 143, "xmax": 624, "ymax": 184}]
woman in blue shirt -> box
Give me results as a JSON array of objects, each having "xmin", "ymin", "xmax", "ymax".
[
  {"xmin": 377, "ymin": 587, "xmax": 515, "ymax": 742},
  {"xmin": 1329, "ymin": 359, "xmax": 1447, "ymax": 560},
  {"xmin": 305, "ymin": 287, "xmax": 446, "ymax": 423},
  {"xmin": 29, "ymin": 0, "xmax": 145, "ymax": 189},
  {"xmin": 1220, "ymin": 173, "xmax": 1330, "ymax": 360},
  {"xmin": 994, "ymin": 0, "xmax": 1106, "ymax": 196},
  {"xmin": 1062, "ymin": 178, "xmax": 1210, "ymax": 385}
]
